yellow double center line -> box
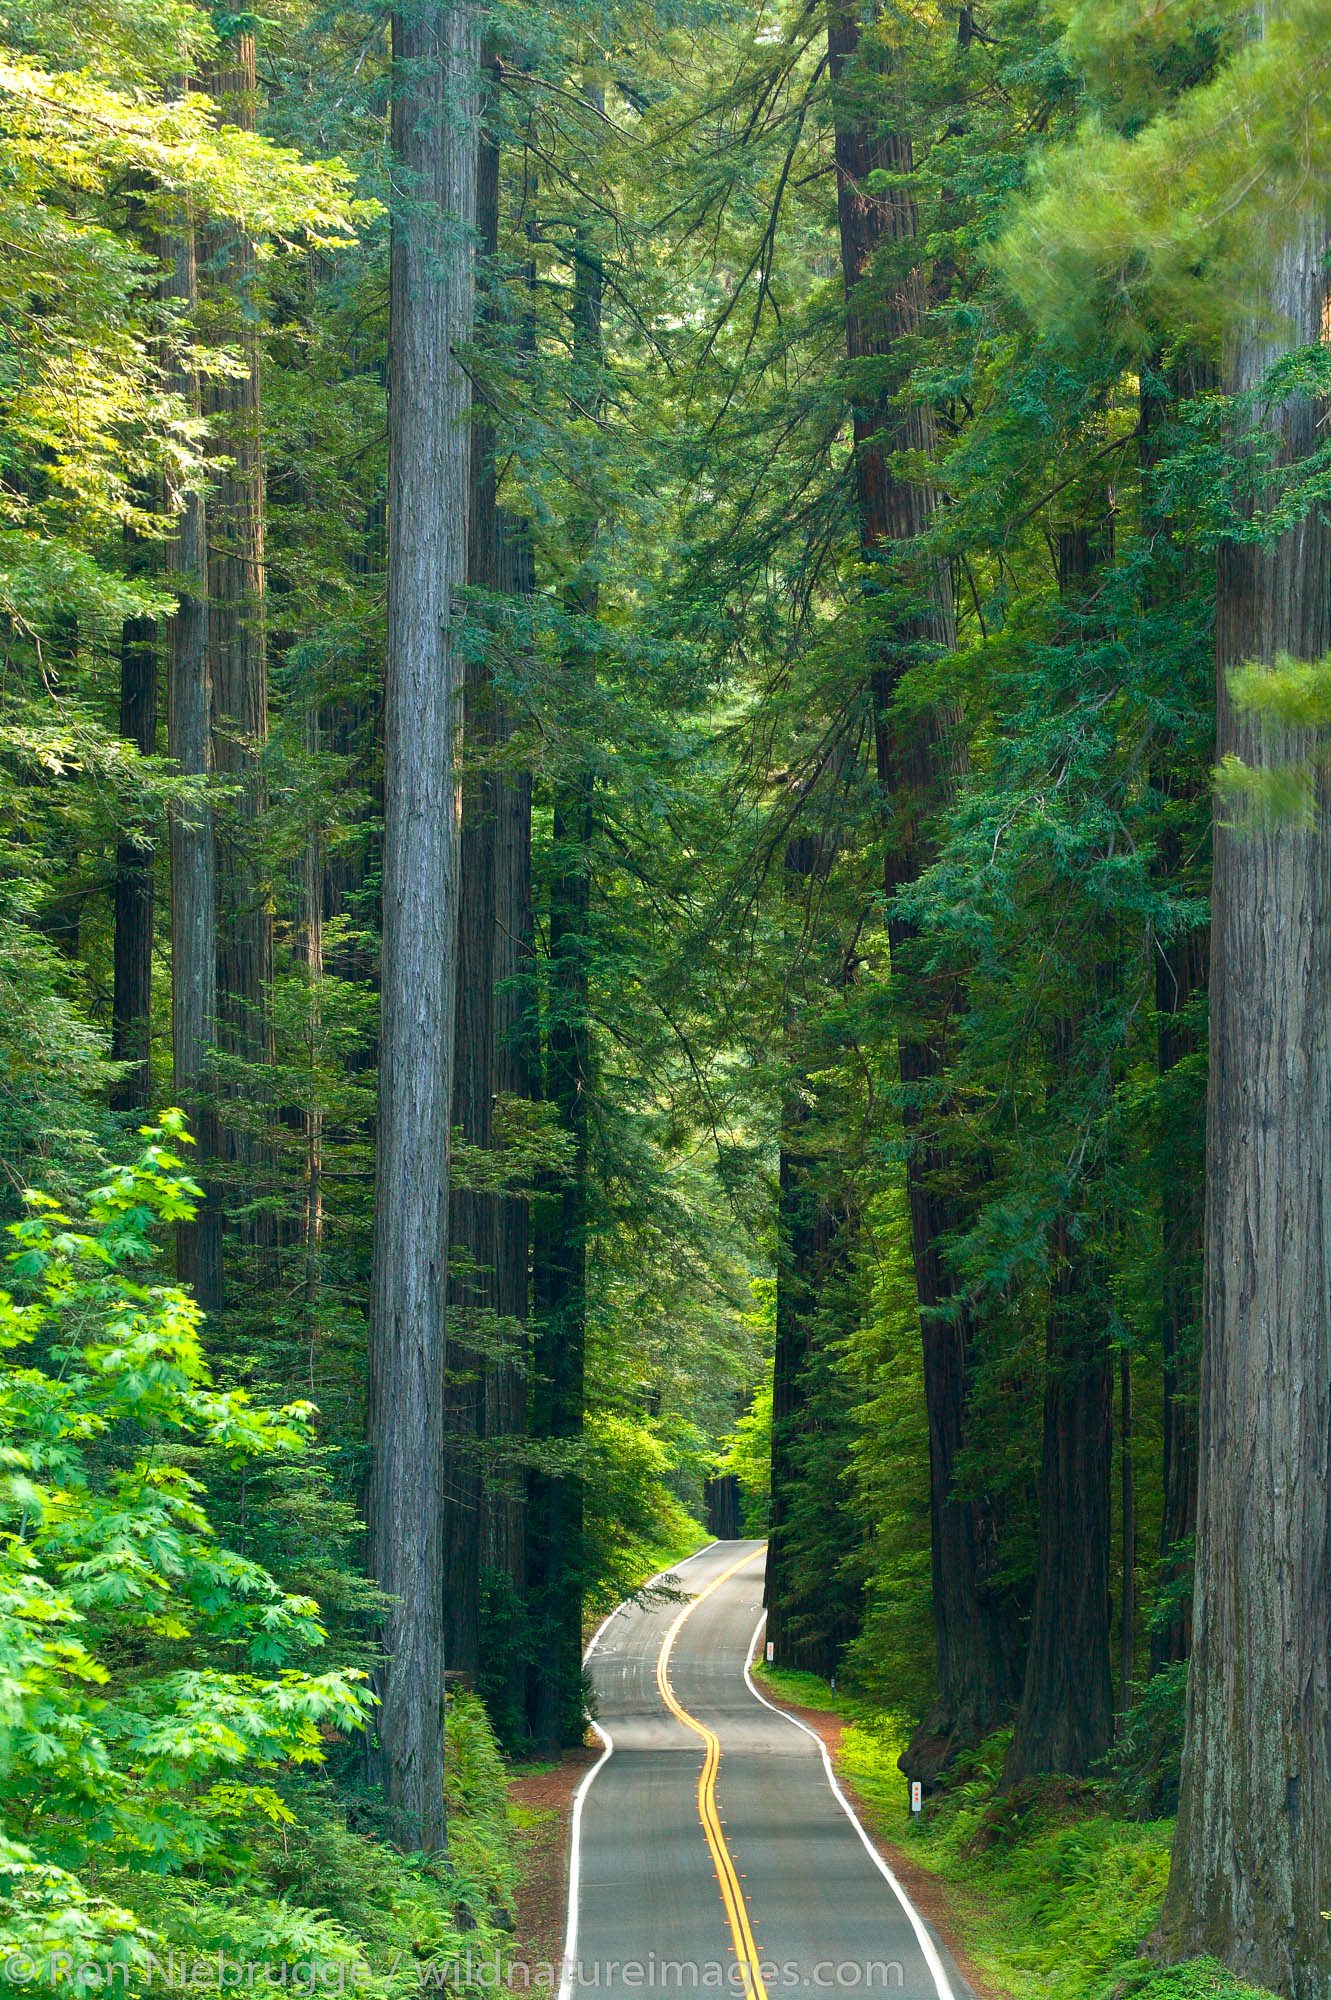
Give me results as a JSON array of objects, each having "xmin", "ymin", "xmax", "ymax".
[{"xmin": 655, "ymin": 1549, "xmax": 768, "ymax": 2000}]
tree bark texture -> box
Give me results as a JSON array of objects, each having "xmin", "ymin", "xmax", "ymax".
[
  {"xmin": 1152, "ymin": 898, "xmax": 1205, "ymax": 1674},
  {"xmin": 485, "ymin": 177, "xmax": 539, "ymax": 1668},
  {"xmin": 442, "ymin": 110, "xmax": 501, "ymax": 1687},
  {"xmin": 366, "ymin": 3, "xmax": 479, "ymax": 1853},
  {"xmin": 163, "ymin": 205, "xmax": 222, "ymax": 1309},
  {"xmin": 1158, "ymin": 212, "xmax": 1331, "ymax": 1999},
  {"xmin": 826, "ymin": 1, "xmax": 1018, "ymax": 1777},
  {"xmin": 528, "ymin": 224, "xmax": 601, "ymax": 1754},
  {"xmin": 1119, "ymin": 1349, "xmax": 1135, "ymax": 1714},
  {"xmin": 1140, "ymin": 357, "xmax": 1210, "ymax": 1678},
  {"xmin": 204, "ymin": 35, "xmax": 275, "ymax": 1232},
  {"xmin": 111, "ymin": 602, "xmax": 157, "ymax": 1112},
  {"xmin": 1002, "ymin": 525, "xmax": 1117, "ymax": 1786},
  {"xmin": 766, "ymin": 1110, "xmax": 854, "ymax": 1673},
  {"xmin": 704, "ymin": 1474, "xmax": 741, "ymax": 1540},
  {"xmin": 1002, "ymin": 1198, "xmax": 1114, "ymax": 1781},
  {"xmin": 483, "ymin": 508, "xmax": 535, "ymax": 1726}
]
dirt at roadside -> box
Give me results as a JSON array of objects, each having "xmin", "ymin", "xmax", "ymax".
[{"xmin": 507, "ymin": 1749, "xmax": 597, "ymax": 1977}]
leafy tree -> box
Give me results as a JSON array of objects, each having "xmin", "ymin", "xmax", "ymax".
[{"xmin": 0, "ymin": 1115, "xmax": 366, "ymax": 1965}]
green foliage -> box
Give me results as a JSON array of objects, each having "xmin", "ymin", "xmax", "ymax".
[
  {"xmin": 0, "ymin": 1117, "xmax": 369, "ymax": 1970},
  {"xmin": 1214, "ymin": 648, "xmax": 1331, "ymax": 828},
  {"xmin": 101, "ymin": 1692, "xmax": 520, "ymax": 2000},
  {"xmin": 0, "ymin": 0, "xmax": 1309, "ymax": 1980},
  {"xmin": 716, "ymin": 1362, "xmax": 772, "ymax": 1535},
  {"xmin": 1228, "ymin": 650, "xmax": 1331, "ymax": 730},
  {"xmin": 769, "ymin": 1687, "xmax": 1271, "ymax": 2000},
  {"xmin": 999, "ymin": 0, "xmax": 1331, "ymax": 351},
  {"xmin": 581, "ymin": 1408, "xmax": 708, "ymax": 1614},
  {"xmin": 1107, "ymin": 1664, "xmax": 1189, "ymax": 1819}
]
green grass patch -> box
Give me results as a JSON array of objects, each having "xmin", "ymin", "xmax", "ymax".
[
  {"xmin": 754, "ymin": 1679, "xmax": 1271, "ymax": 2000},
  {"xmin": 751, "ymin": 1661, "xmax": 862, "ymax": 1714}
]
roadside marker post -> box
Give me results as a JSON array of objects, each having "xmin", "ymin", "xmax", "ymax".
[
  {"xmin": 909, "ymin": 1781, "xmax": 923, "ymax": 1816},
  {"xmin": 765, "ymin": 1642, "xmax": 774, "ymax": 1663}
]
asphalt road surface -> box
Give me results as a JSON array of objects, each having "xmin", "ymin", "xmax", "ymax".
[{"xmin": 562, "ymin": 1540, "xmax": 968, "ymax": 2000}]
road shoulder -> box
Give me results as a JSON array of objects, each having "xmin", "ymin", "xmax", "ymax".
[
  {"xmin": 508, "ymin": 1750, "xmax": 598, "ymax": 1978},
  {"xmin": 746, "ymin": 1690, "xmax": 1000, "ymax": 2000}
]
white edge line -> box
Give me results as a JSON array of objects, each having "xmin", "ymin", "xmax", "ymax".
[
  {"xmin": 742, "ymin": 1611, "xmax": 957, "ymax": 2000},
  {"xmin": 555, "ymin": 1539, "xmax": 726, "ymax": 2000}
]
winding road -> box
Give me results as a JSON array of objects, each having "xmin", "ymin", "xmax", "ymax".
[{"xmin": 559, "ymin": 1541, "xmax": 969, "ymax": 2000}]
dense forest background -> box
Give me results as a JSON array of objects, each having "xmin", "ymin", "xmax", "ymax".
[{"xmin": 3, "ymin": 1, "xmax": 1331, "ymax": 1997}]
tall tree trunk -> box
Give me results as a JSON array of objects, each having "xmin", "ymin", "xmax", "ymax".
[
  {"xmin": 765, "ymin": 826, "xmax": 861, "ymax": 1675},
  {"xmin": 528, "ymin": 226, "xmax": 601, "ymax": 1755},
  {"xmin": 442, "ymin": 100, "xmax": 502, "ymax": 1688},
  {"xmin": 1001, "ymin": 525, "xmax": 1116, "ymax": 1786},
  {"xmin": 1158, "ymin": 211, "xmax": 1331, "ymax": 1998},
  {"xmin": 827, "ymin": 2, "xmax": 1017, "ymax": 1778},
  {"xmin": 1003, "ymin": 1187, "xmax": 1114, "ymax": 1780},
  {"xmin": 163, "ymin": 201, "xmax": 222, "ymax": 1308},
  {"xmin": 1119, "ymin": 1348, "xmax": 1135, "ymax": 1715},
  {"xmin": 486, "ymin": 210, "xmax": 541, "ymax": 1727},
  {"xmin": 205, "ymin": 34, "xmax": 274, "ymax": 1248},
  {"xmin": 766, "ymin": 1141, "xmax": 830, "ymax": 1668},
  {"xmin": 1140, "ymin": 358, "xmax": 1208, "ymax": 1677},
  {"xmin": 1152, "ymin": 894, "xmax": 1205, "ymax": 1674},
  {"xmin": 484, "ymin": 507, "xmax": 536, "ymax": 1729},
  {"xmin": 300, "ymin": 697, "xmax": 325, "ymax": 1394},
  {"xmin": 111, "ymin": 598, "xmax": 157, "ymax": 1113},
  {"xmin": 366, "ymin": 4, "xmax": 479, "ymax": 1853}
]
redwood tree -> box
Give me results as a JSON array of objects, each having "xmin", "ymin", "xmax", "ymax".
[
  {"xmin": 1002, "ymin": 525, "xmax": 1116, "ymax": 1786},
  {"xmin": 826, "ymin": 1, "xmax": 1017, "ymax": 1776},
  {"xmin": 163, "ymin": 200, "xmax": 222, "ymax": 1309},
  {"xmin": 205, "ymin": 33, "xmax": 274, "ymax": 1229},
  {"xmin": 1158, "ymin": 212, "xmax": 1331, "ymax": 1997},
  {"xmin": 366, "ymin": 2, "xmax": 480, "ymax": 1852},
  {"xmin": 528, "ymin": 222, "xmax": 601, "ymax": 1754},
  {"xmin": 111, "ymin": 600, "xmax": 157, "ymax": 1113}
]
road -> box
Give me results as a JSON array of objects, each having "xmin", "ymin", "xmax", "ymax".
[{"xmin": 561, "ymin": 1540, "xmax": 968, "ymax": 2000}]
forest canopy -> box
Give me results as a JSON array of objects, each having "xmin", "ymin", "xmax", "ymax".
[{"xmin": 2, "ymin": 1, "xmax": 1331, "ymax": 1997}]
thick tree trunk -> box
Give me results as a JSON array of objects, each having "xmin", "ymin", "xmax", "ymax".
[
  {"xmin": 163, "ymin": 206, "xmax": 222, "ymax": 1308},
  {"xmin": 528, "ymin": 223, "xmax": 601, "ymax": 1754},
  {"xmin": 1002, "ymin": 1199, "xmax": 1115, "ymax": 1780},
  {"xmin": 442, "ymin": 111, "xmax": 502, "ymax": 1687},
  {"xmin": 111, "ymin": 603, "xmax": 157, "ymax": 1112},
  {"xmin": 528, "ymin": 754, "xmax": 593, "ymax": 1749},
  {"xmin": 366, "ymin": 4, "xmax": 479, "ymax": 1853},
  {"xmin": 1152, "ymin": 906, "xmax": 1205, "ymax": 1673},
  {"xmin": 484, "ymin": 507, "xmax": 535, "ymax": 1727},
  {"xmin": 1140, "ymin": 355, "xmax": 1209, "ymax": 1676},
  {"xmin": 704, "ymin": 1475, "xmax": 740, "ymax": 1540},
  {"xmin": 764, "ymin": 826, "xmax": 860, "ymax": 1675},
  {"xmin": 299, "ymin": 710, "xmax": 324, "ymax": 1391},
  {"xmin": 1119, "ymin": 1348, "xmax": 1135, "ymax": 1715},
  {"xmin": 1158, "ymin": 213, "xmax": 1331, "ymax": 1998},
  {"xmin": 205, "ymin": 36, "xmax": 274, "ymax": 1240},
  {"xmin": 827, "ymin": 2, "xmax": 1017, "ymax": 1777},
  {"xmin": 766, "ymin": 1111, "xmax": 850, "ymax": 1673},
  {"xmin": 1002, "ymin": 527, "xmax": 1117, "ymax": 1786}
]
